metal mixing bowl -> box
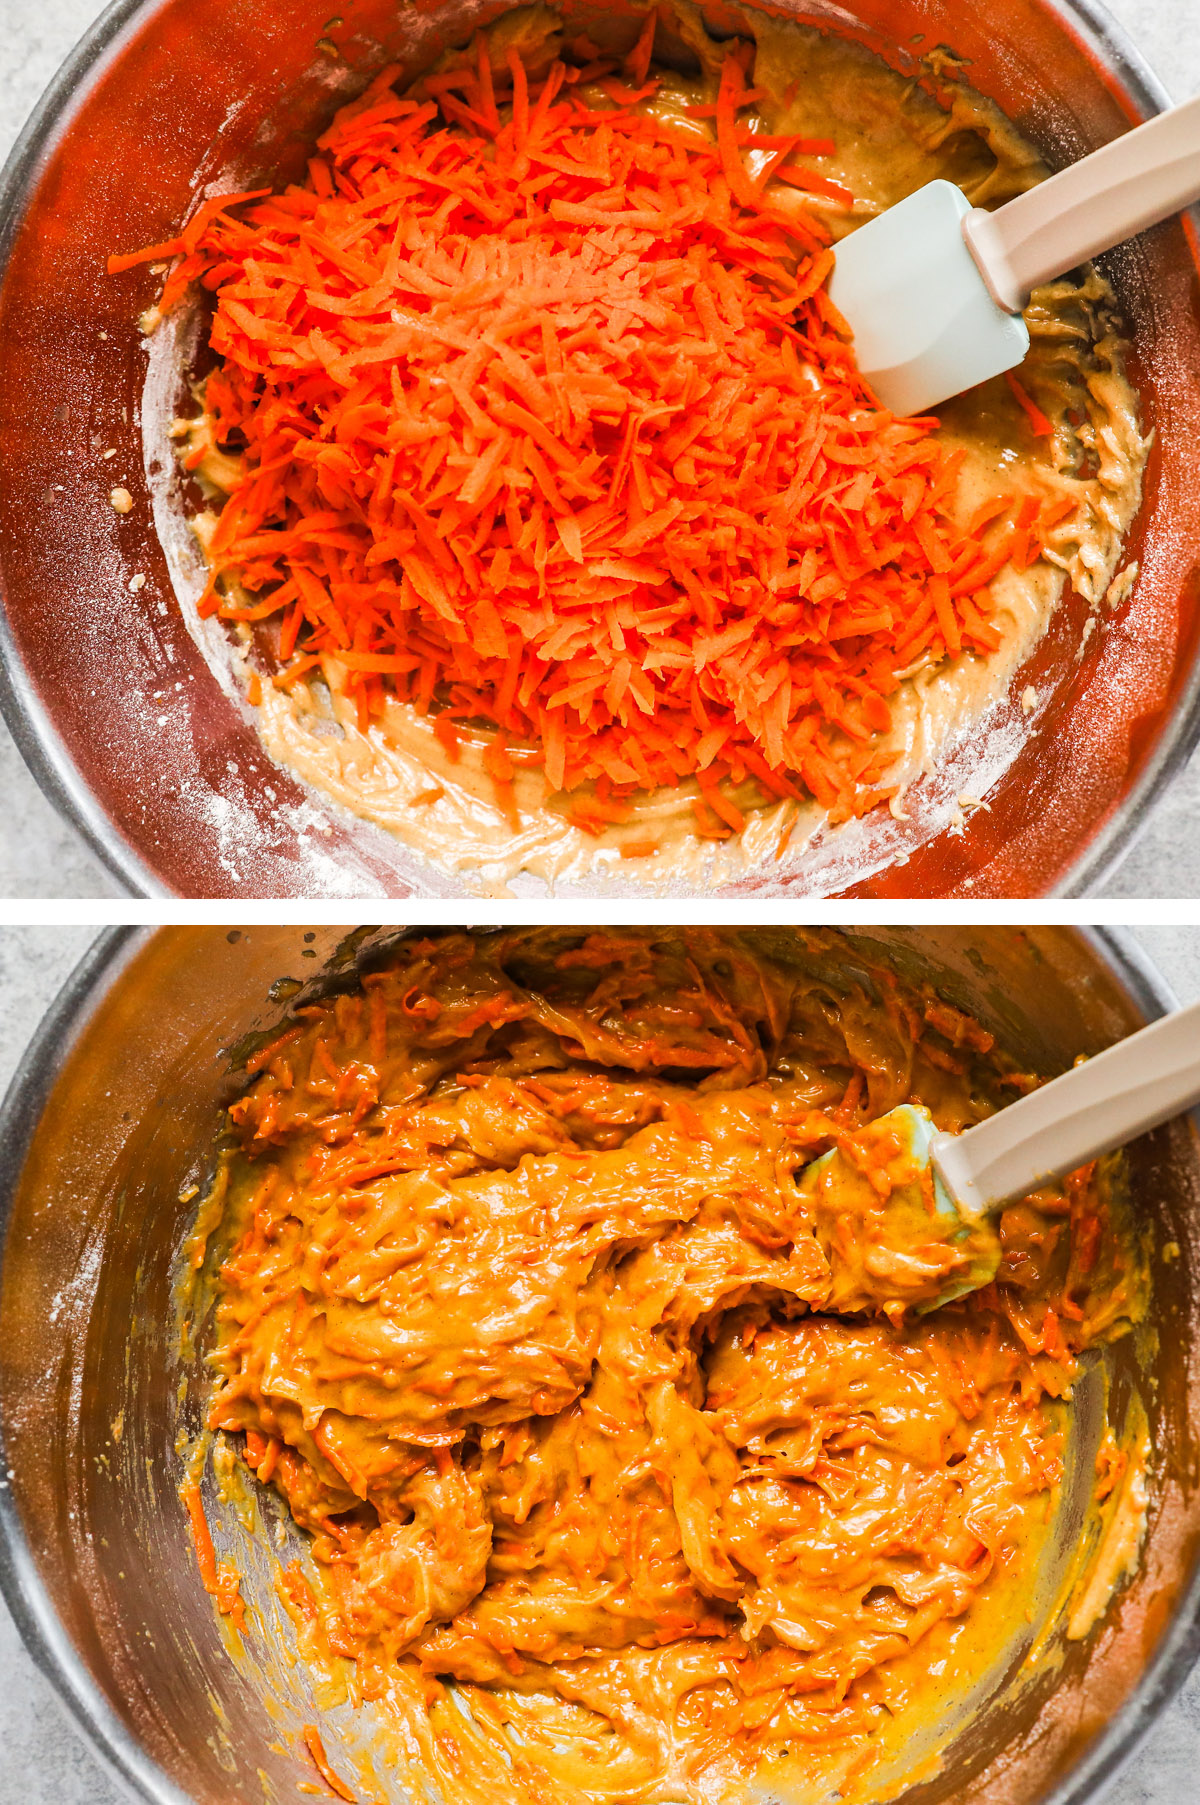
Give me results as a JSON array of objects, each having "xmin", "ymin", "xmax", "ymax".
[
  {"xmin": 0, "ymin": 2, "xmax": 1198, "ymax": 897},
  {"xmin": 0, "ymin": 925, "xmax": 1198, "ymax": 1805}
]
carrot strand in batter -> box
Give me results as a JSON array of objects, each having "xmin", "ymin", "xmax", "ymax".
[{"xmin": 302, "ymin": 1726, "xmax": 357, "ymax": 1803}]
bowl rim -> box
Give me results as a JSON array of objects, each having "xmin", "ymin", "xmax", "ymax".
[
  {"xmin": 0, "ymin": 924, "xmax": 1197, "ymax": 1805},
  {"xmin": 0, "ymin": 0, "xmax": 1194, "ymax": 899}
]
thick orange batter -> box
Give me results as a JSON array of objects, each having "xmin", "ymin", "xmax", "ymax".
[{"xmin": 196, "ymin": 930, "xmax": 1144, "ymax": 1803}]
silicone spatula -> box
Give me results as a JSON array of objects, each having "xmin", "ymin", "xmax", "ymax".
[
  {"xmin": 827, "ymin": 92, "xmax": 1200, "ymax": 416},
  {"xmin": 799, "ymin": 997, "xmax": 1200, "ymax": 1313}
]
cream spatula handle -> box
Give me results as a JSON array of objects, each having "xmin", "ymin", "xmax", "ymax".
[
  {"xmin": 963, "ymin": 91, "xmax": 1200, "ymax": 314},
  {"xmin": 931, "ymin": 998, "xmax": 1200, "ymax": 1220}
]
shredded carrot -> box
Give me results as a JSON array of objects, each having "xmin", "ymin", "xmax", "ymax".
[
  {"xmin": 107, "ymin": 236, "xmax": 185, "ymax": 275},
  {"xmin": 302, "ymin": 1726, "xmax": 357, "ymax": 1803},
  {"xmin": 1039, "ymin": 492, "xmax": 1079, "ymax": 530},
  {"xmin": 245, "ymin": 1024, "xmax": 306, "ymax": 1074},
  {"xmin": 106, "ymin": 188, "xmax": 270, "ymax": 274},
  {"xmin": 1005, "ymin": 371, "xmax": 1054, "ymax": 437},
  {"xmin": 773, "ymin": 163, "xmax": 855, "ymax": 206},
  {"xmin": 181, "ymin": 1479, "xmax": 245, "ymax": 1630},
  {"xmin": 624, "ymin": 10, "xmax": 657, "ymax": 87},
  {"xmin": 181, "ymin": 1481, "xmax": 218, "ymax": 1591},
  {"xmin": 114, "ymin": 38, "xmax": 1025, "ymax": 821}
]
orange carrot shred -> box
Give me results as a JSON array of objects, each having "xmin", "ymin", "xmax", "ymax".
[
  {"xmin": 1040, "ymin": 493, "xmax": 1080, "ymax": 529},
  {"xmin": 181, "ymin": 1480, "xmax": 246, "ymax": 1630},
  {"xmin": 624, "ymin": 12, "xmax": 658, "ymax": 88},
  {"xmin": 108, "ymin": 188, "xmax": 270, "ymax": 274},
  {"xmin": 1005, "ymin": 371, "xmax": 1054, "ymax": 436},
  {"xmin": 772, "ymin": 164, "xmax": 855, "ymax": 207},
  {"xmin": 107, "ymin": 236, "xmax": 185, "ymax": 275},
  {"xmin": 302, "ymin": 1727, "xmax": 356, "ymax": 1803}
]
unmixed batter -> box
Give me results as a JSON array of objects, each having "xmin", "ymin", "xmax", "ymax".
[
  {"xmin": 191, "ymin": 929, "xmax": 1147, "ymax": 1805},
  {"xmin": 130, "ymin": 2, "xmax": 1146, "ymax": 891}
]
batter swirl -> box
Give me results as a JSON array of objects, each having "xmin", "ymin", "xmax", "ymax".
[{"xmin": 195, "ymin": 929, "xmax": 1145, "ymax": 1803}]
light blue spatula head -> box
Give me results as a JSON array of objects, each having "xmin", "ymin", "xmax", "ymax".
[
  {"xmin": 797, "ymin": 1102, "xmax": 1001, "ymax": 1315},
  {"xmin": 827, "ymin": 181, "xmax": 1030, "ymax": 417}
]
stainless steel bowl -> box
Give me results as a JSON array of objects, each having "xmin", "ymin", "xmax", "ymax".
[
  {"xmin": 0, "ymin": 2, "xmax": 1198, "ymax": 897},
  {"xmin": 0, "ymin": 925, "xmax": 1198, "ymax": 1805}
]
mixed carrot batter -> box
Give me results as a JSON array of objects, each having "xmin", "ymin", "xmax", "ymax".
[{"xmin": 193, "ymin": 929, "xmax": 1146, "ymax": 1804}]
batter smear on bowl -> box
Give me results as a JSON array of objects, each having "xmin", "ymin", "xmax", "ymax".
[
  {"xmin": 120, "ymin": 5, "xmax": 1147, "ymax": 888},
  {"xmin": 190, "ymin": 928, "xmax": 1149, "ymax": 1804}
]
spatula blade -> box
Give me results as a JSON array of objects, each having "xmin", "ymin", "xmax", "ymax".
[
  {"xmin": 796, "ymin": 1103, "xmax": 1001, "ymax": 1315},
  {"xmin": 827, "ymin": 179, "xmax": 1031, "ymax": 416}
]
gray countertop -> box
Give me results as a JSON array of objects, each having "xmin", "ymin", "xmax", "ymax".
[
  {"xmin": 1, "ymin": 924, "xmax": 1199, "ymax": 1801},
  {"xmin": 0, "ymin": 0, "xmax": 1199, "ymax": 897}
]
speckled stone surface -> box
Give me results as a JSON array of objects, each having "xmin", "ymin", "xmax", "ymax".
[
  {"xmin": 0, "ymin": 0, "xmax": 1198, "ymax": 895},
  {"xmin": 0, "ymin": 924, "xmax": 1199, "ymax": 1803}
]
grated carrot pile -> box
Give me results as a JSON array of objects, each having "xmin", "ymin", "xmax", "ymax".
[{"xmin": 111, "ymin": 30, "xmax": 1054, "ymax": 823}]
